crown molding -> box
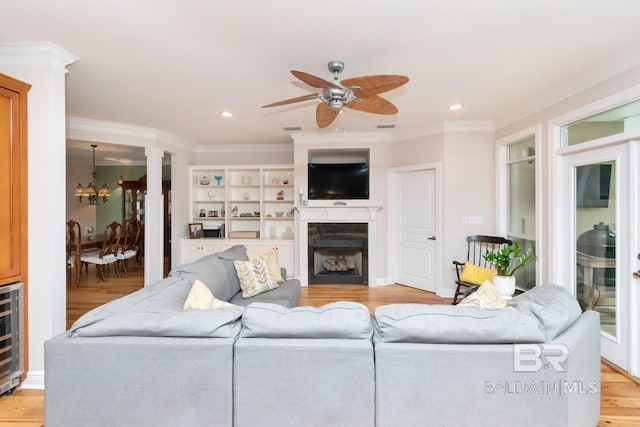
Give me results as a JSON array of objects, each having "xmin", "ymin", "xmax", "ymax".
[{"xmin": 0, "ymin": 42, "xmax": 77, "ymax": 69}]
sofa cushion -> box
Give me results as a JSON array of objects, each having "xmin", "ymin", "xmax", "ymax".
[
  {"xmin": 508, "ymin": 284, "xmax": 582, "ymax": 340},
  {"xmin": 216, "ymin": 244, "xmax": 248, "ymax": 297},
  {"xmin": 68, "ymin": 276, "xmax": 244, "ymax": 338},
  {"xmin": 183, "ymin": 279, "xmax": 235, "ymax": 310},
  {"xmin": 169, "ymin": 253, "xmax": 234, "ymax": 301},
  {"xmin": 246, "ymin": 249, "xmax": 284, "ymax": 283},
  {"xmin": 373, "ymin": 304, "xmax": 545, "ymax": 343},
  {"xmin": 229, "ymin": 278, "xmax": 300, "ymax": 307},
  {"xmin": 241, "ymin": 301, "xmax": 373, "ymax": 339}
]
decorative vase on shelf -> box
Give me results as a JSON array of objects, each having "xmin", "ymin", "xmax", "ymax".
[{"xmin": 214, "ymin": 175, "xmax": 223, "ymax": 186}]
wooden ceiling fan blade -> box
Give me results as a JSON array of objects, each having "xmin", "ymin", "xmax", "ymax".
[
  {"xmin": 345, "ymin": 95, "xmax": 398, "ymax": 115},
  {"xmin": 291, "ymin": 70, "xmax": 341, "ymax": 89},
  {"xmin": 262, "ymin": 93, "xmax": 318, "ymax": 108},
  {"xmin": 341, "ymin": 75, "xmax": 409, "ymax": 96},
  {"xmin": 316, "ymin": 103, "xmax": 339, "ymax": 128}
]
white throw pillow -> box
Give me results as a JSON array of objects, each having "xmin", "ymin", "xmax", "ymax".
[
  {"xmin": 234, "ymin": 258, "xmax": 279, "ymax": 298},
  {"xmin": 458, "ymin": 280, "xmax": 506, "ymax": 308},
  {"xmin": 183, "ymin": 279, "xmax": 234, "ymax": 310},
  {"xmin": 246, "ymin": 249, "xmax": 284, "ymax": 283}
]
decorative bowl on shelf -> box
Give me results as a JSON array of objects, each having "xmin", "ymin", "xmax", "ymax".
[{"xmin": 275, "ymin": 211, "xmax": 284, "ymax": 217}]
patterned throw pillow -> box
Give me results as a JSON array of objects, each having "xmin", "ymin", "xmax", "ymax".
[{"xmin": 234, "ymin": 258, "xmax": 280, "ymax": 298}]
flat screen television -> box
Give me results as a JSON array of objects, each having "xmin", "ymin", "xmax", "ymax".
[
  {"xmin": 308, "ymin": 162, "xmax": 369, "ymax": 200},
  {"xmin": 576, "ymin": 164, "xmax": 612, "ymax": 208}
]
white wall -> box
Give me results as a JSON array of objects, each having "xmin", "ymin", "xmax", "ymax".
[{"xmin": 388, "ymin": 124, "xmax": 497, "ymax": 297}]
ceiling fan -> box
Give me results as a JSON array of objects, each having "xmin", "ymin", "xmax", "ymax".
[{"xmin": 262, "ymin": 61, "xmax": 409, "ymax": 128}]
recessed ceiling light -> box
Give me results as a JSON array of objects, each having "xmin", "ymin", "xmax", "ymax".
[
  {"xmin": 220, "ymin": 111, "xmax": 233, "ymax": 118},
  {"xmin": 448, "ymin": 104, "xmax": 463, "ymax": 111}
]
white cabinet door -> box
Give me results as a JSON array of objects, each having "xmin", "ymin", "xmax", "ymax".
[
  {"xmin": 181, "ymin": 240, "xmax": 205, "ymax": 264},
  {"xmin": 181, "ymin": 239, "xmax": 220, "ymax": 264}
]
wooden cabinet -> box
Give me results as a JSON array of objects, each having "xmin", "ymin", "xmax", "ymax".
[
  {"xmin": 0, "ymin": 74, "xmax": 30, "ymax": 286},
  {"xmin": 121, "ymin": 176, "xmax": 171, "ymax": 257}
]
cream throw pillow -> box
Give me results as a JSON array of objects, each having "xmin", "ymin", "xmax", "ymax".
[
  {"xmin": 246, "ymin": 249, "xmax": 284, "ymax": 283},
  {"xmin": 458, "ymin": 280, "xmax": 506, "ymax": 308},
  {"xmin": 234, "ymin": 258, "xmax": 280, "ymax": 298},
  {"xmin": 183, "ymin": 279, "xmax": 234, "ymax": 310}
]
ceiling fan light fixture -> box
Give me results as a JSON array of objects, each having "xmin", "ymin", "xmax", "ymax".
[{"xmin": 328, "ymin": 98, "xmax": 344, "ymax": 111}]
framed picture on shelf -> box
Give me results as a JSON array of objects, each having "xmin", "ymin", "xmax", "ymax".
[{"xmin": 188, "ymin": 222, "xmax": 204, "ymax": 239}]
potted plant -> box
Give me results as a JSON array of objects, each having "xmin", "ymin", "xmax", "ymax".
[{"xmin": 483, "ymin": 241, "xmax": 536, "ymax": 298}]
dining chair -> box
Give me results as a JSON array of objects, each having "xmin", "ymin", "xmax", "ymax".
[
  {"xmin": 81, "ymin": 221, "xmax": 122, "ymax": 281},
  {"xmin": 66, "ymin": 220, "xmax": 82, "ymax": 285},
  {"xmin": 117, "ymin": 218, "xmax": 141, "ymax": 275}
]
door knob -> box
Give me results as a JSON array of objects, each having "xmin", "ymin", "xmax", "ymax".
[{"xmin": 428, "ymin": 236, "xmax": 436, "ymax": 241}]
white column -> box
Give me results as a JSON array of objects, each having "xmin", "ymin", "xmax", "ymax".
[
  {"xmin": 144, "ymin": 146, "xmax": 164, "ymax": 285},
  {"xmin": 0, "ymin": 42, "xmax": 77, "ymax": 388}
]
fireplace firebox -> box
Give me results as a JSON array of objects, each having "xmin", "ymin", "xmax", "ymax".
[{"xmin": 308, "ymin": 223, "xmax": 368, "ymax": 284}]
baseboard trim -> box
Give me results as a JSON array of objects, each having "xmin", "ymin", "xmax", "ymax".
[{"xmin": 20, "ymin": 371, "xmax": 45, "ymax": 389}]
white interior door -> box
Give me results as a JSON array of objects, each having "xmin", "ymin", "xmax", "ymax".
[
  {"xmin": 391, "ymin": 168, "xmax": 437, "ymax": 292},
  {"xmin": 563, "ymin": 143, "xmax": 631, "ymax": 370}
]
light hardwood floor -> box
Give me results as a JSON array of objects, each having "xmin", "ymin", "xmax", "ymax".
[{"xmin": 0, "ymin": 262, "xmax": 639, "ymax": 426}]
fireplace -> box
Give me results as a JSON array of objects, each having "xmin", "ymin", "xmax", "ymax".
[{"xmin": 308, "ymin": 223, "xmax": 368, "ymax": 284}]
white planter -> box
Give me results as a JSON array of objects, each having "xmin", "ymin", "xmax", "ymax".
[{"xmin": 493, "ymin": 275, "xmax": 516, "ymax": 299}]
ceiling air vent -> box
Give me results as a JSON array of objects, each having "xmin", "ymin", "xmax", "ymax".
[
  {"xmin": 376, "ymin": 124, "xmax": 396, "ymax": 129},
  {"xmin": 282, "ymin": 126, "xmax": 302, "ymax": 132}
]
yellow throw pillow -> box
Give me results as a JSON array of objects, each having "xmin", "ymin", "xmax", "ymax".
[
  {"xmin": 183, "ymin": 279, "xmax": 234, "ymax": 310},
  {"xmin": 246, "ymin": 249, "xmax": 284, "ymax": 283},
  {"xmin": 459, "ymin": 262, "xmax": 497, "ymax": 285}
]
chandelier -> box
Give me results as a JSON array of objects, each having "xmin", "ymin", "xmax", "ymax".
[{"xmin": 75, "ymin": 144, "xmax": 110, "ymax": 205}]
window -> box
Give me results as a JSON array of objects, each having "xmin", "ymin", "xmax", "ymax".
[
  {"xmin": 561, "ymin": 98, "xmax": 640, "ymax": 146},
  {"xmin": 506, "ymin": 136, "xmax": 537, "ymax": 290}
]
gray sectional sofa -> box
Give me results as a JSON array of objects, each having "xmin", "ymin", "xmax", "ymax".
[{"xmin": 44, "ymin": 245, "xmax": 601, "ymax": 427}]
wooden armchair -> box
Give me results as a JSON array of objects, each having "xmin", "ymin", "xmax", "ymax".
[{"xmin": 452, "ymin": 235, "xmax": 512, "ymax": 304}]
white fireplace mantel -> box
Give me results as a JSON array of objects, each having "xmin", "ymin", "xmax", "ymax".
[{"xmin": 295, "ymin": 204, "xmax": 383, "ymax": 286}]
